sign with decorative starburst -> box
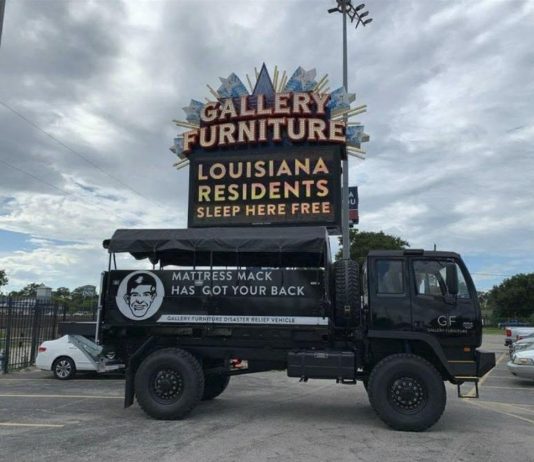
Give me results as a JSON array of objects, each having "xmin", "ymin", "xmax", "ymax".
[{"xmin": 171, "ymin": 64, "xmax": 368, "ymax": 229}]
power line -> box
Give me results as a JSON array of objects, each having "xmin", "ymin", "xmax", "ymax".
[
  {"xmin": 0, "ymin": 157, "xmax": 137, "ymax": 222},
  {"xmin": 0, "ymin": 99, "xmax": 169, "ymax": 210},
  {"xmin": 0, "ymin": 157, "xmax": 69, "ymax": 196}
]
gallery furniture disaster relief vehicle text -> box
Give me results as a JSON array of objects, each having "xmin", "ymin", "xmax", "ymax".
[{"xmin": 90, "ymin": 65, "xmax": 495, "ymax": 431}]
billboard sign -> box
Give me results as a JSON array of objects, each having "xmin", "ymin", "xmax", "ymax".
[
  {"xmin": 188, "ymin": 145, "xmax": 341, "ymax": 227},
  {"xmin": 105, "ymin": 269, "xmax": 327, "ymax": 326},
  {"xmin": 171, "ymin": 64, "xmax": 368, "ymax": 229},
  {"xmin": 348, "ymin": 186, "xmax": 359, "ymax": 225}
]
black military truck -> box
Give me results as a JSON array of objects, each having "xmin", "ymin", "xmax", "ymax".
[{"xmin": 95, "ymin": 226, "xmax": 495, "ymax": 431}]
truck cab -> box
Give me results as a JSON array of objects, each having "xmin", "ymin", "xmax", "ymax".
[{"xmin": 362, "ymin": 250, "xmax": 492, "ymax": 386}]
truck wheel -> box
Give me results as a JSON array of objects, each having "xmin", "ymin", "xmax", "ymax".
[
  {"xmin": 135, "ymin": 348, "xmax": 204, "ymax": 420},
  {"xmin": 202, "ymin": 374, "xmax": 230, "ymax": 401},
  {"xmin": 367, "ymin": 354, "xmax": 446, "ymax": 432},
  {"xmin": 334, "ymin": 259, "xmax": 361, "ymax": 327}
]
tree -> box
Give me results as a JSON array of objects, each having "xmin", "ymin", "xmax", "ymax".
[
  {"xmin": 487, "ymin": 273, "xmax": 534, "ymax": 321},
  {"xmin": 9, "ymin": 282, "xmax": 42, "ymax": 297},
  {"xmin": 70, "ymin": 285, "xmax": 98, "ymax": 313},
  {"xmin": 53, "ymin": 287, "xmax": 71, "ymax": 308},
  {"xmin": 0, "ymin": 269, "xmax": 7, "ymax": 293},
  {"xmin": 337, "ymin": 229, "xmax": 410, "ymax": 264},
  {"xmin": 53, "ymin": 287, "xmax": 71, "ymax": 299}
]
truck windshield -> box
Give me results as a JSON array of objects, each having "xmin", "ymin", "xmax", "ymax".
[{"xmin": 413, "ymin": 260, "xmax": 469, "ymax": 298}]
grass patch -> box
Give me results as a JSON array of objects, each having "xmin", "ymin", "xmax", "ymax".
[{"xmin": 483, "ymin": 327, "xmax": 503, "ymax": 335}]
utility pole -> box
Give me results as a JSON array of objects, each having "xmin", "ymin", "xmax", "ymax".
[
  {"xmin": 341, "ymin": 0, "xmax": 349, "ymax": 259},
  {"xmin": 328, "ymin": 0, "xmax": 372, "ymax": 259},
  {"xmin": 0, "ymin": 0, "xmax": 6, "ymax": 47}
]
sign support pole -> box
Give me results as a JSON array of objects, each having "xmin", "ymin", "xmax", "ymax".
[
  {"xmin": 341, "ymin": 0, "xmax": 350, "ymax": 259},
  {"xmin": 328, "ymin": 0, "xmax": 372, "ymax": 257},
  {"xmin": 0, "ymin": 0, "xmax": 5, "ymax": 47}
]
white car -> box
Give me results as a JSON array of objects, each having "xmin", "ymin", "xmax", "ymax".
[
  {"xmin": 507, "ymin": 349, "xmax": 534, "ymax": 381},
  {"xmin": 509, "ymin": 336, "xmax": 534, "ymax": 357},
  {"xmin": 36, "ymin": 335, "xmax": 123, "ymax": 380}
]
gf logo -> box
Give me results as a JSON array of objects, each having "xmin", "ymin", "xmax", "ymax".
[{"xmin": 437, "ymin": 315, "xmax": 456, "ymax": 327}]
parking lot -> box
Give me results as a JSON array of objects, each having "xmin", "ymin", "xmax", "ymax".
[{"xmin": 1, "ymin": 334, "xmax": 533, "ymax": 462}]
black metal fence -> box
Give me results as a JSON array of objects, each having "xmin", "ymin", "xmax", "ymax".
[{"xmin": 0, "ymin": 296, "xmax": 97, "ymax": 373}]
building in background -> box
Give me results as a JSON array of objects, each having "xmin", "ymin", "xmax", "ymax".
[
  {"xmin": 76, "ymin": 285, "xmax": 97, "ymax": 298},
  {"xmin": 35, "ymin": 284, "xmax": 52, "ymax": 300}
]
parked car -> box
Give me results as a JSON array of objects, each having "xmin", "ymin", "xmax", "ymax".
[
  {"xmin": 498, "ymin": 320, "xmax": 530, "ymax": 328},
  {"xmin": 504, "ymin": 326, "xmax": 534, "ymax": 346},
  {"xmin": 36, "ymin": 335, "xmax": 123, "ymax": 380},
  {"xmin": 507, "ymin": 349, "xmax": 534, "ymax": 380},
  {"xmin": 509, "ymin": 336, "xmax": 534, "ymax": 358}
]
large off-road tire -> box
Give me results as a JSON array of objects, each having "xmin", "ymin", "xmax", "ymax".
[
  {"xmin": 202, "ymin": 374, "xmax": 230, "ymax": 401},
  {"xmin": 135, "ymin": 348, "xmax": 204, "ymax": 420},
  {"xmin": 367, "ymin": 354, "xmax": 446, "ymax": 432},
  {"xmin": 333, "ymin": 259, "xmax": 361, "ymax": 327}
]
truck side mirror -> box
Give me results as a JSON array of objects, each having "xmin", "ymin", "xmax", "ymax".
[{"xmin": 446, "ymin": 264, "xmax": 458, "ymax": 296}]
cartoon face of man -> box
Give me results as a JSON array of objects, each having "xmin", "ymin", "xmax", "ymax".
[{"xmin": 124, "ymin": 273, "xmax": 157, "ymax": 318}]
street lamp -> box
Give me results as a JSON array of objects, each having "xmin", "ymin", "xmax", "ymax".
[
  {"xmin": 328, "ymin": 0, "xmax": 372, "ymax": 259},
  {"xmin": 0, "ymin": 0, "xmax": 6, "ymax": 47}
]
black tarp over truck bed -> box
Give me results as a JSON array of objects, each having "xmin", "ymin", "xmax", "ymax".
[
  {"xmin": 103, "ymin": 226, "xmax": 331, "ymax": 267},
  {"xmin": 101, "ymin": 227, "xmax": 333, "ymax": 328}
]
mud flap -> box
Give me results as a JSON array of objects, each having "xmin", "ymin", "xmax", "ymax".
[{"xmin": 124, "ymin": 337, "xmax": 156, "ymax": 408}]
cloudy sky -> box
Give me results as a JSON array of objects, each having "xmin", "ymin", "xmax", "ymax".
[{"xmin": 0, "ymin": 0, "xmax": 533, "ymax": 293}]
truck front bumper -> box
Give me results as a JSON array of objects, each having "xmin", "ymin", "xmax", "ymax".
[
  {"xmin": 450, "ymin": 350, "xmax": 495, "ymax": 384},
  {"xmin": 477, "ymin": 350, "xmax": 496, "ymax": 377},
  {"xmin": 454, "ymin": 351, "xmax": 495, "ymax": 397}
]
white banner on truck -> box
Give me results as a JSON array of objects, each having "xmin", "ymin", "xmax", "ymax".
[{"xmin": 157, "ymin": 314, "xmax": 329, "ymax": 325}]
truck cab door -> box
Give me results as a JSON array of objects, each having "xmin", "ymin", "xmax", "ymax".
[
  {"xmin": 410, "ymin": 258, "xmax": 479, "ymax": 347},
  {"xmin": 368, "ymin": 257, "xmax": 412, "ymax": 330}
]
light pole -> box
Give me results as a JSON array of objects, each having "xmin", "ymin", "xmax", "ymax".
[
  {"xmin": 0, "ymin": 0, "xmax": 6, "ymax": 47},
  {"xmin": 328, "ymin": 0, "xmax": 372, "ymax": 259}
]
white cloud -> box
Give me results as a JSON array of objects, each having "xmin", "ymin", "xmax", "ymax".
[
  {"xmin": 0, "ymin": 242, "xmax": 98, "ymax": 291},
  {"xmin": 0, "ymin": 0, "xmax": 533, "ymax": 292},
  {"xmin": 0, "ymin": 179, "xmax": 185, "ymax": 243}
]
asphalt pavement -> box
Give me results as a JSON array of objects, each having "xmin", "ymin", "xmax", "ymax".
[{"xmin": 0, "ymin": 334, "xmax": 533, "ymax": 462}]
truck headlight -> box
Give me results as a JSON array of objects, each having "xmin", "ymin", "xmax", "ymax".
[{"xmin": 513, "ymin": 357, "xmax": 534, "ymax": 366}]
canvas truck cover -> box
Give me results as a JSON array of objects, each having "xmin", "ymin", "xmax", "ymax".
[{"xmin": 103, "ymin": 227, "xmax": 331, "ymax": 267}]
